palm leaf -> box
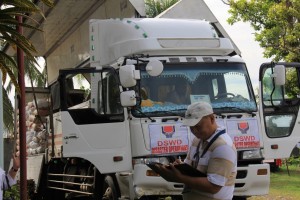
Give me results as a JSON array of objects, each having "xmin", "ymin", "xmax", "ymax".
[
  {"xmin": 0, "ymin": 0, "xmax": 54, "ymax": 134},
  {"xmin": 2, "ymin": 32, "xmax": 37, "ymax": 54},
  {"xmin": 0, "ymin": 14, "xmax": 42, "ymax": 30},
  {"xmin": 0, "ymin": 54, "xmax": 20, "ymax": 94},
  {"xmin": 1, "ymin": 31, "xmax": 39, "ymax": 66},
  {"xmin": 2, "ymin": 0, "xmax": 54, "ymax": 18},
  {"xmin": 25, "ymin": 59, "xmax": 46, "ymax": 87},
  {"xmin": 2, "ymin": 68, "xmax": 6, "ymax": 84},
  {"xmin": 3, "ymin": 0, "xmax": 54, "ymax": 8},
  {"xmin": 3, "ymin": 0, "xmax": 40, "ymax": 7},
  {"xmin": 38, "ymin": 0, "xmax": 54, "ymax": 8},
  {"xmin": 0, "ymin": 66, "xmax": 20, "ymax": 95},
  {"xmin": 0, "ymin": 51, "xmax": 18, "ymax": 71},
  {"xmin": 1, "ymin": 7, "xmax": 40, "ymax": 14},
  {"xmin": 2, "ymin": 86, "xmax": 14, "ymax": 132}
]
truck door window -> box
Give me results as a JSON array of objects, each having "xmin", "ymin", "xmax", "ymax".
[
  {"xmin": 265, "ymin": 115, "xmax": 295, "ymax": 138},
  {"xmin": 262, "ymin": 68, "xmax": 283, "ymax": 106},
  {"xmin": 61, "ymin": 69, "xmax": 124, "ymax": 125},
  {"xmin": 101, "ymin": 71, "xmax": 123, "ymax": 115},
  {"xmin": 261, "ymin": 66, "xmax": 300, "ymax": 138},
  {"xmin": 51, "ymin": 81, "xmax": 60, "ymax": 111},
  {"xmin": 65, "ymin": 74, "xmax": 90, "ymax": 108},
  {"xmin": 262, "ymin": 67, "xmax": 300, "ymax": 106}
]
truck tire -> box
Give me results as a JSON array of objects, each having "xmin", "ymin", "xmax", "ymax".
[{"xmin": 102, "ymin": 175, "xmax": 119, "ymax": 200}]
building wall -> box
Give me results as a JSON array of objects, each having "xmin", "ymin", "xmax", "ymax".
[{"xmin": 46, "ymin": 0, "xmax": 136, "ymax": 84}]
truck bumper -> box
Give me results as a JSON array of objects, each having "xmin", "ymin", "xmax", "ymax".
[
  {"xmin": 234, "ymin": 164, "xmax": 270, "ymax": 197},
  {"xmin": 133, "ymin": 164, "xmax": 184, "ymax": 197},
  {"xmin": 121, "ymin": 163, "xmax": 270, "ymax": 198}
]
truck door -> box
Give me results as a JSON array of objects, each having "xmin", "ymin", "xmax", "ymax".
[
  {"xmin": 58, "ymin": 68, "xmax": 132, "ymax": 173},
  {"xmin": 259, "ymin": 62, "xmax": 300, "ymax": 159}
]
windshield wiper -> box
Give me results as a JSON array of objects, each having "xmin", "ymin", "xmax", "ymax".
[
  {"xmin": 214, "ymin": 106, "xmax": 256, "ymax": 116},
  {"xmin": 134, "ymin": 108, "xmax": 156, "ymax": 122},
  {"xmin": 149, "ymin": 109, "xmax": 186, "ymax": 117}
]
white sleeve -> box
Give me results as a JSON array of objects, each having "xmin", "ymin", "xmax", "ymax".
[
  {"xmin": 6, "ymin": 172, "xmax": 17, "ymax": 187},
  {"xmin": 1, "ymin": 169, "xmax": 17, "ymax": 190}
]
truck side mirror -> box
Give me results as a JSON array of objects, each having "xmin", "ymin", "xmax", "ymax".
[
  {"xmin": 273, "ymin": 65, "xmax": 286, "ymax": 86},
  {"xmin": 120, "ymin": 90, "xmax": 136, "ymax": 107},
  {"xmin": 119, "ymin": 65, "xmax": 140, "ymax": 88}
]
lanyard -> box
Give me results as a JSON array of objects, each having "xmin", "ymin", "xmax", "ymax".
[{"xmin": 193, "ymin": 129, "xmax": 226, "ymax": 168}]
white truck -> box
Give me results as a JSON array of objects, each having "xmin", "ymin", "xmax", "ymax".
[{"xmin": 24, "ymin": 18, "xmax": 300, "ymax": 200}]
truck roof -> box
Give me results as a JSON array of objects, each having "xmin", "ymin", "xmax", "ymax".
[{"xmin": 90, "ymin": 18, "xmax": 235, "ymax": 66}]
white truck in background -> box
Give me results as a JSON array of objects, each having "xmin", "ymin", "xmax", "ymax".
[{"xmin": 23, "ymin": 18, "xmax": 300, "ymax": 200}]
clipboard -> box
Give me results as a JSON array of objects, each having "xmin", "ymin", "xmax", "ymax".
[{"xmin": 147, "ymin": 162, "xmax": 206, "ymax": 182}]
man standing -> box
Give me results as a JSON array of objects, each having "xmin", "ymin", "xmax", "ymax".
[
  {"xmin": 159, "ymin": 102, "xmax": 237, "ymax": 200},
  {"xmin": 1, "ymin": 153, "xmax": 20, "ymax": 199}
]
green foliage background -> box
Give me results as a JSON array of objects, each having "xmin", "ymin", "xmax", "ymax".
[
  {"xmin": 145, "ymin": 0, "xmax": 178, "ymax": 18},
  {"xmin": 227, "ymin": 0, "xmax": 300, "ymax": 63}
]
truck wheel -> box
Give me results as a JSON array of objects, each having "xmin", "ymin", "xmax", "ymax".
[{"xmin": 102, "ymin": 175, "xmax": 119, "ymax": 200}]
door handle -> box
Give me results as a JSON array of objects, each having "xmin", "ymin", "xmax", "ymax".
[{"xmin": 64, "ymin": 135, "xmax": 79, "ymax": 139}]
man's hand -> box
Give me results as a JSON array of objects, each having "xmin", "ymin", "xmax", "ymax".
[
  {"xmin": 8, "ymin": 152, "xmax": 20, "ymax": 180},
  {"xmin": 12, "ymin": 152, "xmax": 20, "ymax": 171},
  {"xmin": 156, "ymin": 163, "xmax": 185, "ymax": 183},
  {"xmin": 173, "ymin": 158, "xmax": 183, "ymax": 165}
]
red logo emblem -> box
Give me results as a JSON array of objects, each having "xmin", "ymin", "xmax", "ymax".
[
  {"xmin": 162, "ymin": 126, "xmax": 175, "ymax": 138},
  {"xmin": 238, "ymin": 122, "xmax": 249, "ymax": 134}
]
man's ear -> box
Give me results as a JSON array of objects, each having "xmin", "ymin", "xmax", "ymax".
[{"xmin": 209, "ymin": 114, "xmax": 215, "ymax": 123}]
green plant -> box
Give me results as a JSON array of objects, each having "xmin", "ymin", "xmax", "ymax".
[
  {"xmin": 145, "ymin": 0, "xmax": 178, "ymax": 18},
  {"xmin": 3, "ymin": 185, "xmax": 20, "ymax": 200},
  {"xmin": 287, "ymin": 156, "xmax": 300, "ymax": 166}
]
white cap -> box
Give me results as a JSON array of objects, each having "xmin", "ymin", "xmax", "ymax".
[{"xmin": 182, "ymin": 102, "xmax": 213, "ymax": 126}]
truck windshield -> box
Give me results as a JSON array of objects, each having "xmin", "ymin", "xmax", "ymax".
[{"xmin": 133, "ymin": 62, "xmax": 257, "ymax": 117}]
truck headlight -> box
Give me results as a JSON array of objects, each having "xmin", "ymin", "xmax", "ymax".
[
  {"xmin": 133, "ymin": 157, "xmax": 170, "ymax": 165},
  {"xmin": 242, "ymin": 149, "xmax": 263, "ymax": 160}
]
